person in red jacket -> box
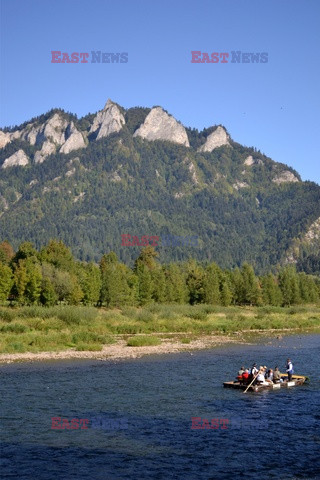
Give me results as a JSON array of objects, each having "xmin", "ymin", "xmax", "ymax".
[
  {"xmin": 237, "ymin": 366, "xmax": 245, "ymax": 383},
  {"xmin": 242, "ymin": 369, "xmax": 250, "ymax": 384}
]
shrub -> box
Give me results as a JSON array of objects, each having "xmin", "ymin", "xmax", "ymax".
[
  {"xmin": 134, "ymin": 310, "xmax": 154, "ymax": 323},
  {"xmin": 6, "ymin": 342, "xmax": 26, "ymax": 353},
  {"xmin": 0, "ymin": 309, "xmax": 15, "ymax": 322},
  {"xmin": 0, "ymin": 323, "xmax": 28, "ymax": 333},
  {"xmin": 72, "ymin": 331, "xmax": 109, "ymax": 344}
]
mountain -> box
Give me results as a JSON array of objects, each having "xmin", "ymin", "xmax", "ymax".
[{"xmin": 0, "ymin": 99, "xmax": 319, "ymax": 273}]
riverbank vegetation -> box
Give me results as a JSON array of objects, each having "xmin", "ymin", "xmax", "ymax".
[
  {"xmin": 0, "ymin": 303, "xmax": 319, "ymax": 354},
  {"xmin": 1, "ymin": 239, "xmax": 319, "ymax": 354}
]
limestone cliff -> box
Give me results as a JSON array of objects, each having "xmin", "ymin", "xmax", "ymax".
[
  {"xmin": 133, "ymin": 107, "xmax": 190, "ymax": 147},
  {"xmin": 60, "ymin": 122, "xmax": 86, "ymax": 154},
  {"xmin": 89, "ymin": 99, "xmax": 125, "ymax": 139},
  {"xmin": 198, "ymin": 126, "xmax": 229, "ymax": 152},
  {"xmin": 2, "ymin": 149, "xmax": 29, "ymax": 168}
]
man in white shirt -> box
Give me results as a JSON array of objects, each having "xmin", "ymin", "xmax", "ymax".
[
  {"xmin": 256, "ymin": 367, "xmax": 269, "ymax": 386},
  {"xmin": 286, "ymin": 358, "xmax": 294, "ymax": 381}
]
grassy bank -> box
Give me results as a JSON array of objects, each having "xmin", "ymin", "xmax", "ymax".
[{"xmin": 0, "ymin": 304, "xmax": 319, "ymax": 354}]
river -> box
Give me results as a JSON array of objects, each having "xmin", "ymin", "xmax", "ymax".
[{"xmin": 1, "ymin": 333, "xmax": 319, "ymax": 479}]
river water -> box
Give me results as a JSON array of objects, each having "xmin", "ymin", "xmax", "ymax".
[{"xmin": 1, "ymin": 334, "xmax": 320, "ymax": 480}]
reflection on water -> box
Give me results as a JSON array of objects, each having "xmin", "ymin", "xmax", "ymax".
[{"xmin": 1, "ymin": 334, "xmax": 320, "ymax": 479}]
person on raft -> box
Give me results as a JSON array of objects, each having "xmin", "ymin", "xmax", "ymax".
[
  {"xmin": 242, "ymin": 369, "xmax": 249, "ymax": 382},
  {"xmin": 256, "ymin": 367, "xmax": 269, "ymax": 386},
  {"xmin": 273, "ymin": 366, "xmax": 283, "ymax": 383},
  {"xmin": 266, "ymin": 368, "xmax": 274, "ymax": 383},
  {"xmin": 286, "ymin": 358, "xmax": 294, "ymax": 381},
  {"xmin": 237, "ymin": 367, "xmax": 250, "ymax": 384},
  {"xmin": 249, "ymin": 363, "xmax": 258, "ymax": 381}
]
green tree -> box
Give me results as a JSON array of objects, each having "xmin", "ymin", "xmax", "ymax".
[
  {"xmin": 151, "ymin": 267, "xmax": 167, "ymax": 303},
  {"xmin": 230, "ymin": 268, "xmax": 244, "ymax": 304},
  {"xmin": 0, "ymin": 263, "xmax": 14, "ymax": 303},
  {"xmin": 40, "ymin": 240, "xmax": 75, "ymax": 272},
  {"xmin": 278, "ymin": 266, "xmax": 301, "ymax": 306},
  {"xmin": 203, "ymin": 263, "xmax": 221, "ymax": 305},
  {"xmin": 100, "ymin": 252, "xmax": 135, "ymax": 307},
  {"xmin": 24, "ymin": 259, "xmax": 42, "ymax": 304},
  {"xmin": 164, "ymin": 264, "xmax": 188, "ymax": 304},
  {"xmin": 51, "ymin": 269, "xmax": 74, "ymax": 303},
  {"xmin": 13, "ymin": 258, "xmax": 42, "ymax": 304},
  {"xmin": 40, "ymin": 278, "xmax": 57, "ymax": 306},
  {"xmin": 298, "ymin": 272, "xmax": 319, "ymax": 303},
  {"xmin": 241, "ymin": 263, "xmax": 261, "ymax": 305},
  {"xmin": 12, "ymin": 242, "xmax": 38, "ymax": 265},
  {"xmin": 13, "ymin": 259, "xmax": 28, "ymax": 304},
  {"xmin": 184, "ymin": 260, "xmax": 205, "ymax": 305},
  {"xmin": 135, "ymin": 264, "xmax": 153, "ymax": 306},
  {"xmin": 68, "ymin": 275, "xmax": 83, "ymax": 305},
  {"xmin": 220, "ymin": 273, "xmax": 233, "ymax": 306},
  {"xmin": 134, "ymin": 247, "xmax": 160, "ymax": 306},
  {"xmin": 261, "ymin": 274, "xmax": 283, "ymax": 306},
  {"xmin": 134, "ymin": 246, "xmax": 159, "ymax": 271},
  {"xmin": 77, "ymin": 263, "xmax": 102, "ymax": 305}
]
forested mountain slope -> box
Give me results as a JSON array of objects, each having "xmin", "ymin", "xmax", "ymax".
[{"xmin": 1, "ymin": 100, "xmax": 319, "ymax": 273}]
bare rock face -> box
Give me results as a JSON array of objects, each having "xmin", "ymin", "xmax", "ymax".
[
  {"xmin": 9, "ymin": 130, "xmax": 21, "ymax": 141},
  {"xmin": 8, "ymin": 113, "xmax": 69, "ymax": 149},
  {"xmin": 133, "ymin": 107, "xmax": 190, "ymax": 147},
  {"xmin": 272, "ymin": 170, "xmax": 300, "ymax": 184},
  {"xmin": 304, "ymin": 217, "xmax": 320, "ymax": 242},
  {"xmin": 41, "ymin": 113, "xmax": 68, "ymax": 145},
  {"xmin": 34, "ymin": 120, "xmax": 86, "ymax": 162},
  {"xmin": 2, "ymin": 149, "xmax": 29, "ymax": 169},
  {"xmin": 34, "ymin": 141, "xmax": 56, "ymax": 164},
  {"xmin": 0, "ymin": 195, "xmax": 9, "ymax": 213},
  {"xmin": 174, "ymin": 192, "xmax": 185, "ymax": 198},
  {"xmin": 19, "ymin": 124, "xmax": 42, "ymax": 145},
  {"xmin": 188, "ymin": 162, "xmax": 199, "ymax": 185},
  {"xmin": 60, "ymin": 122, "xmax": 86, "ymax": 154},
  {"xmin": 244, "ymin": 155, "xmax": 263, "ymax": 167},
  {"xmin": 0, "ymin": 131, "xmax": 11, "ymax": 149},
  {"xmin": 110, "ymin": 170, "xmax": 122, "ymax": 182},
  {"xmin": 198, "ymin": 126, "xmax": 229, "ymax": 152},
  {"xmin": 244, "ymin": 155, "xmax": 254, "ymax": 166},
  {"xmin": 90, "ymin": 99, "xmax": 125, "ymax": 139},
  {"xmin": 233, "ymin": 181, "xmax": 249, "ymax": 190}
]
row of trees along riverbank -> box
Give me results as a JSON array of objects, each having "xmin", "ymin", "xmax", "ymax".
[{"xmin": 0, "ymin": 240, "xmax": 319, "ymax": 308}]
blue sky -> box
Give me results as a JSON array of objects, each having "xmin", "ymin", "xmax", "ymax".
[{"xmin": 1, "ymin": 0, "xmax": 319, "ymax": 183}]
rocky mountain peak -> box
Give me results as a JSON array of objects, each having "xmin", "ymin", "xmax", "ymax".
[
  {"xmin": 133, "ymin": 107, "xmax": 190, "ymax": 147},
  {"xmin": 198, "ymin": 126, "xmax": 230, "ymax": 152},
  {"xmin": 41, "ymin": 113, "xmax": 69, "ymax": 145},
  {"xmin": 90, "ymin": 99, "xmax": 125, "ymax": 140},
  {"xmin": 103, "ymin": 98, "xmax": 115, "ymax": 110}
]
